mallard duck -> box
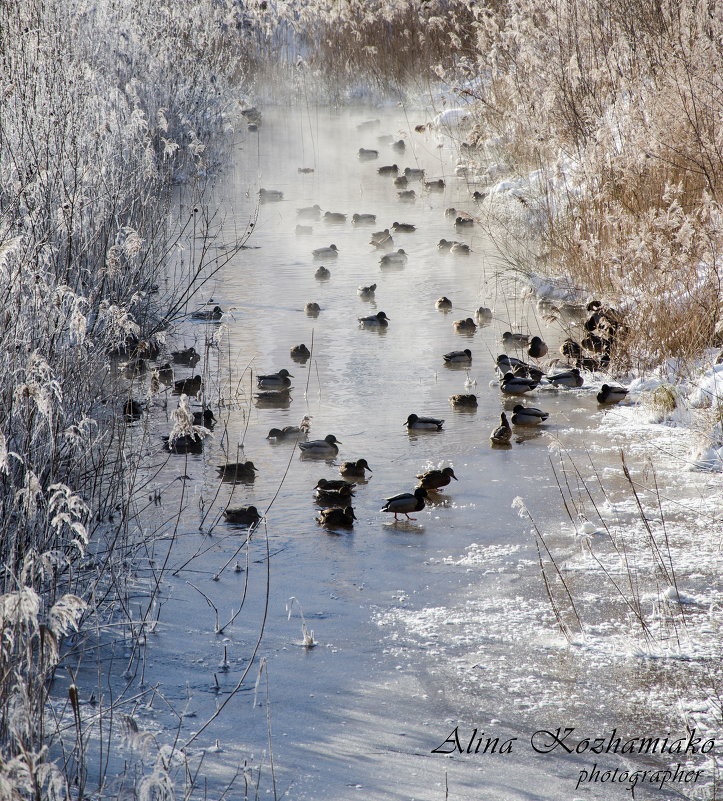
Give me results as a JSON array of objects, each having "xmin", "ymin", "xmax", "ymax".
[
  {"xmin": 597, "ymin": 384, "xmax": 629, "ymax": 404},
  {"xmin": 297, "ymin": 204, "xmax": 322, "ymax": 220},
  {"xmin": 404, "ymin": 167, "xmax": 425, "ymax": 180},
  {"xmin": 380, "ymin": 249, "xmax": 407, "ymax": 266},
  {"xmin": 444, "ymin": 207, "xmax": 457, "ymax": 218},
  {"xmin": 359, "ymin": 311, "xmax": 390, "ymax": 326},
  {"xmin": 316, "ymin": 478, "xmax": 356, "ymax": 493},
  {"xmin": 357, "ymin": 283, "xmax": 377, "ymax": 297},
  {"xmin": 193, "ymin": 409, "xmax": 216, "ymax": 427},
  {"xmin": 450, "ymin": 242, "xmax": 471, "ymax": 255},
  {"xmin": 394, "ymin": 176, "xmax": 408, "ymax": 188},
  {"xmin": 500, "ymin": 372, "xmax": 537, "ymax": 394},
  {"xmin": 295, "ymin": 225, "xmax": 312, "ymax": 235},
  {"xmin": 171, "ymin": 346, "xmax": 200, "ymax": 366},
  {"xmin": 450, "ymin": 394, "xmax": 478, "ymax": 407},
  {"xmin": 191, "ymin": 305, "xmax": 223, "ymax": 321},
  {"xmin": 313, "ymin": 244, "xmax": 338, "ymax": 259},
  {"xmin": 496, "ymin": 354, "xmax": 528, "ymax": 374},
  {"xmin": 124, "ymin": 399, "xmax": 143, "ymax": 421},
  {"xmin": 405, "ymin": 414, "xmax": 444, "ymax": 430},
  {"xmin": 392, "ymin": 139, "xmax": 406, "ymax": 152},
  {"xmin": 473, "ymin": 190, "xmax": 487, "ymax": 201},
  {"xmin": 370, "ymin": 229, "xmax": 394, "ymax": 248},
  {"xmin": 257, "ymin": 368, "xmax": 293, "ymax": 389},
  {"xmin": 173, "ymin": 375, "xmax": 202, "ymax": 396},
  {"xmin": 424, "ymin": 178, "xmax": 445, "ymax": 191},
  {"xmin": 392, "ymin": 221, "xmax": 416, "ymax": 233},
  {"xmin": 490, "ymin": 413, "xmax": 512, "ymax": 445},
  {"xmin": 358, "ymin": 148, "xmax": 379, "ymax": 160},
  {"xmin": 339, "ymin": 458, "xmax": 372, "ymax": 478},
  {"xmin": 163, "ymin": 433, "xmax": 204, "ymax": 454},
  {"xmin": 560, "ymin": 338, "xmax": 582, "ymax": 358},
  {"xmin": 454, "ymin": 318, "xmax": 477, "ymax": 331},
  {"xmin": 377, "ymin": 165, "xmax": 398, "ymax": 176},
  {"xmin": 352, "ymin": 213, "xmax": 376, "ymax": 224},
  {"xmin": 436, "ymin": 297, "xmax": 453, "ymax": 310},
  {"xmin": 476, "ymin": 307, "xmax": 493, "ymax": 321},
  {"xmin": 324, "ymin": 211, "xmax": 347, "ymax": 223},
  {"xmin": 315, "ymin": 484, "xmax": 355, "ymax": 506},
  {"xmin": 224, "ymin": 506, "xmax": 261, "ymax": 526},
  {"xmin": 217, "ymin": 461, "xmax": 258, "ymax": 482},
  {"xmin": 259, "ymin": 188, "xmax": 283, "ymax": 202},
  {"xmin": 266, "ymin": 420, "xmax": 310, "ymax": 439},
  {"xmin": 502, "ymin": 331, "xmax": 530, "ymax": 345},
  {"xmin": 381, "ymin": 487, "xmax": 428, "ymax": 521},
  {"xmin": 317, "ymin": 506, "xmax": 356, "ymax": 528},
  {"xmin": 455, "ymin": 216, "xmax": 474, "ymax": 228},
  {"xmin": 547, "ymin": 367, "xmax": 583, "ymax": 388},
  {"xmin": 438, "ymin": 238, "xmax": 459, "ymax": 251},
  {"xmin": 511, "ymin": 405, "xmax": 549, "ymax": 425},
  {"xmin": 416, "ymin": 466, "xmax": 457, "ymax": 490},
  {"xmin": 305, "ymin": 302, "xmax": 321, "ymax": 316},
  {"xmin": 290, "ymin": 343, "xmax": 311, "ymax": 360},
  {"xmin": 299, "ymin": 434, "xmax": 341, "ymax": 457},
  {"xmin": 314, "ymin": 266, "xmax": 331, "ymax": 279},
  {"xmin": 443, "ymin": 349, "xmax": 472, "ymax": 363},
  {"xmin": 528, "ymin": 336, "xmax": 548, "ymax": 359},
  {"xmin": 397, "ymin": 190, "xmax": 416, "ymax": 202}
]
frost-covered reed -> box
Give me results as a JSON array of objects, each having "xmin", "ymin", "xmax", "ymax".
[{"xmin": 0, "ymin": 0, "xmax": 253, "ymax": 793}]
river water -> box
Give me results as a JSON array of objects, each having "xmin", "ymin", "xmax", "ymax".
[{"xmin": 69, "ymin": 105, "xmax": 721, "ymax": 800}]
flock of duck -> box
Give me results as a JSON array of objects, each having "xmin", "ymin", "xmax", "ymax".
[{"xmin": 124, "ymin": 116, "xmax": 632, "ymax": 535}]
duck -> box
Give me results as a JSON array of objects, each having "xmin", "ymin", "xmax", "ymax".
[
  {"xmin": 597, "ymin": 384, "xmax": 629, "ymax": 404},
  {"xmin": 392, "ymin": 139, "xmax": 406, "ymax": 152},
  {"xmin": 547, "ymin": 367, "xmax": 584, "ymax": 388},
  {"xmin": 455, "ymin": 216, "xmax": 474, "ymax": 228},
  {"xmin": 156, "ymin": 363, "xmax": 174, "ymax": 385},
  {"xmin": 191, "ymin": 305, "xmax": 223, "ymax": 321},
  {"xmin": 223, "ymin": 506, "xmax": 261, "ymax": 526},
  {"xmin": 404, "ymin": 167, "xmax": 425, "ymax": 180},
  {"xmin": 392, "ymin": 221, "xmax": 416, "ymax": 233},
  {"xmin": 297, "ymin": 204, "xmax": 322, "ymax": 220},
  {"xmin": 450, "ymin": 242, "xmax": 471, "ymax": 255},
  {"xmin": 266, "ymin": 420, "xmax": 311, "ymax": 440},
  {"xmin": 405, "ymin": 414, "xmax": 444, "ymax": 430},
  {"xmin": 193, "ymin": 409, "xmax": 216, "ymax": 428},
  {"xmin": 314, "ymin": 266, "xmax": 331, "ymax": 279},
  {"xmin": 312, "ymin": 244, "xmax": 338, "ymax": 258},
  {"xmin": 316, "ymin": 477, "xmax": 356, "ymax": 493},
  {"xmin": 379, "ymin": 249, "xmax": 407, "ymax": 266},
  {"xmin": 123, "ymin": 399, "xmax": 143, "ymax": 421},
  {"xmin": 500, "ymin": 372, "xmax": 537, "ymax": 395},
  {"xmin": 257, "ymin": 368, "xmax": 293, "ymax": 389},
  {"xmin": 324, "ymin": 211, "xmax": 347, "ymax": 223},
  {"xmin": 317, "ymin": 506, "xmax": 356, "ymax": 528},
  {"xmin": 443, "ymin": 349, "xmax": 472, "ymax": 363},
  {"xmin": 449, "ymin": 393, "xmax": 478, "ymax": 407},
  {"xmin": 171, "ymin": 346, "xmax": 200, "ymax": 366},
  {"xmin": 290, "ymin": 343, "xmax": 311, "ymax": 360},
  {"xmin": 359, "ymin": 311, "xmax": 390, "ymax": 326},
  {"xmin": 502, "ymin": 331, "xmax": 530, "ymax": 345},
  {"xmin": 298, "ymin": 166, "xmax": 314, "ymax": 173},
  {"xmin": 444, "ymin": 207, "xmax": 458, "ymax": 218},
  {"xmin": 511, "ymin": 405, "xmax": 549, "ymax": 425},
  {"xmin": 315, "ymin": 484, "xmax": 355, "ymax": 506},
  {"xmin": 381, "ymin": 487, "xmax": 428, "ymax": 521},
  {"xmin": 259, "ymin": 188, "xmax": 283, "ymax": 202},
  {"xmin": 496, "ymin": 354, "xmax": 528, "ymax": 373},
  {"xmin": 339, "ymin": 458, "xmax": 373, "ymax": 478},
  {"xmin": 436, "ymin": 296, "xmax": 453, "ymax": 310},
  {"xmin": 454, "ymin": 318, "xmax": 477, "ymax": 331},
  {"xmin": 560, "ymin": 338, "xmax": 583, "ymax": 358},
  {"xmin": 295, "ymin": 225, "xmax": 312, "ymax": 235},
  {"xmin": 352, "ymin": 213, "xmax": 376, "ymax": 224},
  {"xmin": 217, "ymin": 461, "xmax": 258, "ymax": 482},
  {"xmin": 424, "ymin": 178, "xmax": 445, "ymax": 191},
  {"xmin": 377, "ymin": 165, "xmax": 398, "ymax": 176},
  {"xmin": 394, "ymin": 176, "xmax": 408, "ymax": 188},
  {"xmin": 528, "ymin": 336, "xmax": 548, "ymax": 359},
  {"xmin": 370, "ymin": 229, "xmax": 394, "ymax": 248},
  {"xmin": 299, "ymin": 434, "xmax": 342, "ymax": 457},
  {"xmin": 581, "ymin": 333, "xmax": 610, "ymax": 353},
  {"xmin": 397, "ymin": 190, "xmax": 416, "ymax": 202},
  {"xmin": 163, "ymin": 433, "xmax": 204, "ymax": 454},
  {"xmin": 438, "ymin": 239, "xmax": 460, "ymax": 251},
  {"xmin": 173, "ymin": 375, "xmax": 202, "ymax": 396},
  {"xmin": 490, "ymin": 413, "xmax": 512, "ymax": 445},
  {"xmin": 358, "ymin": 148, "xmax": 379, "ymax": 160},
  {"xmin": 305, "ymin": 302, "xmax": 321, "ymax": 316},
  {"xmin": 357, "ymin": 283, "xmax": 377, "ymax": 297},
  {"xmin": 416, "ymin": 466, "xmax": 457, "ymax": 491},
  {"xmin": 476, "ymin": 306, "xmax": 493, "ymax": 321}
]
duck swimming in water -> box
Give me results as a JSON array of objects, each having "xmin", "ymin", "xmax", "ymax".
[
  {"xmin": 171, "ymin": 346, "xmax": 200, "ymax": 366},
  {"xmin": 224, "ymin": 506, "xmax": 261, "ymax": 526},
  {"xmin": 290, "ymin": 343, "xmax": 311, "ymax": 360},
  {"xmin": 511, "ymin": 405, "xmax": 549, "ymax": 425},
  {"xmin": 352, "ymin": 213, "xmax": 376, "ymax": 223},
  {"xmin": 217, "ymin": 461, "xmax": 258, "ymax": 482},
  {"xmin": 500, "ymin": 372, "xmax": 537, "ymax": 395},
  {"xmin": 324, "ymin": 211, "xmax": 347, "ymax": 223},
  {"xmin": 297, "ymin": 204, "xmax": 322, "ymax": 220},
  {"xmin": 381, "ymin": 487, "xmax": 428, "ymax": 521},
  {"xmin": 313, "ymin": 244, "xmax": 338, "ymax": 259},
  {"xmin": 257, "ymin": 368, "xmax": 293, "ymax": 389},
  {"xmin": 357, "ymin": 283, "xmax": 377, "ymax": 297},
  {"xmin": 597, "ymin": 384, "xmax": 629, "ymax": 404},
  {"xmin": 379, "ymin": 249, "xmax": 407, "ymax": 266},
  {"xmin": 173, "ymin": 375, "xmax": 203, "ymax": 396},
  {"xmin": 405, "ymin": 414, "xmax": 444, "ymax": 430},
  {"xmin": 454, "ymin": 318, "xmax": 477, "ymax": 331},
  {"xmin": 314, "ymin": 266, "xmax": 331, "ymax": 279},
  {"xmin": 392, "ymin": 221, "xmax": 416, "ymax": 233},
  {"xmin": 490, "ymin": 413, "xmax": 512, "ymax": 445},
  {"xmin": 443, "ymin": 349, "xmax": 472, "ymax": 363},
  {"xmin": 191, "ymin": 305, "xmax": 224, "ymax": 321},
  {"xmin": 299, "ymin": 434, "xmax": 342, "ymax": 457},
  {"xmin": 397, "ymin": 190, "xmax": 416, "ymax": 202},
  {"xmin": 450, "ymin": 393, "xmax": 478, "ymax": 407},
  {"xmin": 359, "ymin": 311, "xmax": 390, "ymax": 326},
  {"xmin": 317, "ymin": 506, "xmax": 356, "ymax": 528},
  {"xmin": 547, "ymin": 367, "xmax": 584, "ymax": 388},
  {"xmin": 305, "ymin": 302, "xmax": 321, "ymax": 316},
  {"xmin": 528, "ymin": 336, "xmax": 548, "ymax": 359},
  {"xmin": 339, "ymin": 459, "xmax": 372, "ymax": 478},
  {"xmin": 436, "ymin": 296, "xmax": 453, "ymax": 310}
]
